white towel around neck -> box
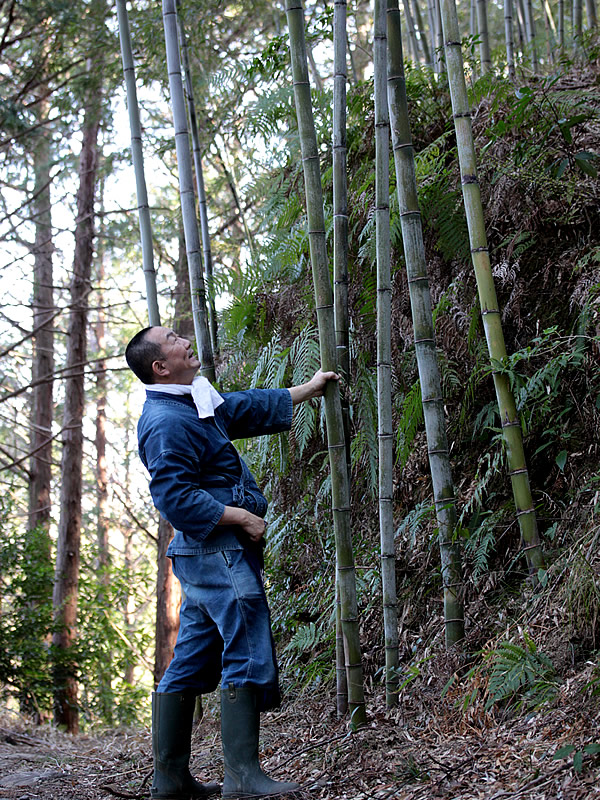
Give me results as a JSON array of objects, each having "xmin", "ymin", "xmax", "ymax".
[{"xmin": 146, "ymin": 376, "xmax": 224, "ymax": 419}]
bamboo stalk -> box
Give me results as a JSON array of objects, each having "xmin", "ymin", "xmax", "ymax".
[
  {"xmin": 175, "ymin": 0, "xmax": 219, "ymax": 356},
  {"xmin": 402, "ymin": 0, "xmax": 421, "ymax": 63},
  {"xmin": 285, "ymin": 0, "xmax": 366, "ymax": 727},
  {"xmin": 116, "ymin": 0, "xmax": 161, "ymax": 327},
  {"xmin": 375, "ymin": 0, "xmax": 400, "ymax": 704},
  {"xmin": 505, "ymin": 0, "xmax": 516, "ymax": 80},
  {"xmin": 412, "ymin": 0, "xmax": 432, "ymax": 65},
  {"xmin": 161, "ymin": 0, "xmax": 215, "ymax": 381},
  {"xmin": 426, "ymin": 0, "xmax": 441, "ymax": 71},
  {"xmin": 333, "ymin": 0, "xmax": 350, "ymax": 718},
  {"xmin": 559, "ymin": 0, "xmax": 565, "ymax": 46},
  {"xmin": 387, "ymin": 0, "xmax": 464, "ymax": 647},
  {"xmin": 476, "ymin": 0, "xmax": 493, "ymax": 73},
  {"xmin": 524, "ymin": 0, "xmax": 539, "ymax": 72},
  {"xmin": 439, "ymin": 0, "xmax": 545, "ymax": 579}
]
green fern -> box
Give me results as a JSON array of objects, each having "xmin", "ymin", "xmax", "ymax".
[
  {"xmin": 395, "ymin": 379, "xmax": 423, "ymax": 470},
  {"xmin": 484, "ymin": 634, "xmax": 559, "ymax": 710}
]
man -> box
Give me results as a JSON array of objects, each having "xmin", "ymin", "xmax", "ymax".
[{"xmin": 125, "ymin": 326, "xmax": 338, "ymax": 799}]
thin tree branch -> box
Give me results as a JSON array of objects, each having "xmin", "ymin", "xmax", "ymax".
[{"xmin": 112, "ymin": 487, "xmax": 158, "ymax": 544}]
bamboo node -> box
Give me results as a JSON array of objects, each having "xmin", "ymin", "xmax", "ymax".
[
  {"xmin": 392, "ymin": 142, "xmax": 413, "ymax": 152},
  {"xmin": 480, "ymin": 308, "xmax": 500, "ymax": 315},
  {"xmin": 516, "ymin": 507, "xmax": 536, "ymax": 517},
  {"xmin": 471, "ymin": 246, "xmax": 489, "ymax": 253},
  {"xmin": 462, "ymin": 174, "xmax": 479, "ymax": 185},
  {"xmin": 521, "ymin": 542, "xmax": 542, "ymax": 551},
  {"xmin": 509, "ymin": 468, "xmax": 529, "ymax": 476}
]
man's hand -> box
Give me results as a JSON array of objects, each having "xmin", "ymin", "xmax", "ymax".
[
  {"xmin": 218, "ymin": 506, "xmax": 266, "ymax": 542},
  {"xmin": 289, "ymin": 369, "xmax": 340, "ymax": 406}
]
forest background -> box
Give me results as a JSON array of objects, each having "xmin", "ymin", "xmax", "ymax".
[{"xmin": 0, "ymin": 0, "xmax": 599, "ymax": 797}]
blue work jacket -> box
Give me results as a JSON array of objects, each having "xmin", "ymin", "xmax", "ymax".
[{"xmin": 137, "ymin": 388, "xmax": 293, "ymax": 556}]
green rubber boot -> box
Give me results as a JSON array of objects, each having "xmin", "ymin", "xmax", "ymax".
[
  {"xmin": 151, "ymin": 692, "xmax": 220, "ymax": 799},
  {"xmin": 220, "ymin": 686, "xmax": 300, "ymax": 799}
]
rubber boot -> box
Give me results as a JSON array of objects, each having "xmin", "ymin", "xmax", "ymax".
[
  {"xmin": 220, "ymin": 685, "xmax": 300, "ymax": 799},
  {"xmin": 151, "ymin": 692, "xmax": 220, "ymax": 799}
]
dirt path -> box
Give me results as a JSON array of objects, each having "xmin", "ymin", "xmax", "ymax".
[{"xmin": 1, "ymin": 687, "xmax": 599, "ymax": 800}]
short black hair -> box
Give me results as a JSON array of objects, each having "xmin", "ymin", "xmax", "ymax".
[{"xmin": 125, "ymin": 327, "xmax": 163, "ymax": 384}]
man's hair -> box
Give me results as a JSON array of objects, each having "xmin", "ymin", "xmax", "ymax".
[{"xmin": 125, "ymin": 327, "xmax": 163, "ymax": 384}]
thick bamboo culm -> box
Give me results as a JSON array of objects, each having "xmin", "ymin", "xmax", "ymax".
[
  {"xmin": 285, "ymin": 0, "xmax": 366, "ymax": 726},
  {"xmin": 505, "ymin": 0, "xmax": 516, "ymax": 80},
  {"xmin": 116, "ymin": 0, "xmax": 161, "ymax": 327},
  {"xmin": 387, "ymin": 0, "xmax": 464, "ymax": 647},
  {"xmin": 333, "ymin": 0, "xmax": 350, "ymax": 719},
  {"xmin": 476, "ymin": 0, "xmax": 493, "ymax": 73},
  {"xmin": 375, "ymin": 0, "xmax": 400, "ymax": 705},
  {"xmin": 524, "ymin": 0, "xmax": 539, "ymax": 72},
  {"xmin": 411, "ymin": 0, "xmax": 432, "ymax": 65},
  {"xmin": 161, "ymin": 0, "xmax": 215, "ymax": 381},
  {"xmin": 175, "ymin": 0, "xmax": 219, "ymax": 356},
  {"xmin": 439, "ymin": 0, "xmax": 545, "ymax": 578}
]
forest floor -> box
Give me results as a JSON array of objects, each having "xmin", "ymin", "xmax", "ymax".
[{"xmin": 1, "ymin": 667, "xmax": 599, "ymax": 800}]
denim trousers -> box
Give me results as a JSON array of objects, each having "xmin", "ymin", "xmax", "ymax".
[{"xmin": 157, "ymin": 548, "xmax": 281, "ymax": 710}]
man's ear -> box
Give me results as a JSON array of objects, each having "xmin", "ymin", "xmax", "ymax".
[{"xmin": 152, "ymin": 359, "xmax": 169, "ymax": 379}]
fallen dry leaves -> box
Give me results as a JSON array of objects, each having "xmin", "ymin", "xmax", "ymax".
[{"xmin": 0, "ymin": 670, "xmax": 598, "ymax": 800}]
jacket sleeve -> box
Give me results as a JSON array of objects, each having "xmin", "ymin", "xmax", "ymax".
[
  {"xmin": 145, "ymin": 448, "xmax": 225, "ymax": 539},
  {"xmin": 220, "ymin": 388, "xmax": 293, "ymax": 440}
]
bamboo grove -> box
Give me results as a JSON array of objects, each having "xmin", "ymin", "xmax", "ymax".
[{"xmin": 0, "ymin": 0, "xmax": 598, "ymax": 730}]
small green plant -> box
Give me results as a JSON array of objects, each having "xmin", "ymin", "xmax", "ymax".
[
  {"xmin": 446, "ymin": 632, "xmax": 560, "ymax": 712},
  {"xmin": 484, "ymin": 633, "xmax": 559, "ymax": 710},
  {"xmin": 553, "ymin": 742, "xmax": 600, "ymax": 773}
]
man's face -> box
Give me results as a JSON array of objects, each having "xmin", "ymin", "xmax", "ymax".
[{"xmin": 146, "ymin": 327, "xmax": 200, "ymax": 385}]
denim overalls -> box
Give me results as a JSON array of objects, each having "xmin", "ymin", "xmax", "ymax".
[{"xmin": 138, "ymin": 388, "xmax": 293, "ymax": 710}]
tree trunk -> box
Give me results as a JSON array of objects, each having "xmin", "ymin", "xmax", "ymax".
[
  {"xmin": 29, "ymin": 96, "xmax": 54, "ymax": 537},
  {"xmin": 439, "ymin": 0, "xmax": 545, "ymax": 580},
  {"xmin": 154, "ymin": 515, "xmax": 181, "ymax": 687},
  {"xmin": 375, "ymin": 0, "xmax": 399, "ymax": 705},
  {"xmin": 162, "ymin": 0, "xmax": 215, "ymax": 381},
  {"xmin": 26, "ymin": 93, "xmax": 54, "ymax": 723},
  {"xmin": 285, "ymin": 0, "xmax": 366, "ymax": 727},
  {"xmin": 94, "ymin": 184, "xmax": 112, "ymax": 724},
  {"xmin": 387, "ymin": 0, "xmax": 464, "ymax": 647},
  {"xmin": 52, "ymin": 80, "xmax": 101, "ymax": 734},
  {"xmin": 347, "ymin": 0, "xmax": 373, "ymax": 81},
  {"xmin": 116, "ymin": 0, "xmax": 161, "ymax": 326}
]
